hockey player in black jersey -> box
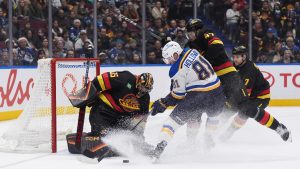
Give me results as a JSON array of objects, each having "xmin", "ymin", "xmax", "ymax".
[
  {"xmin": 219, "ymin": 46, "xmax": 291, "ymax": 142},
  {"xmin": 67, "ymin": 71, "xmax": 154, "ymax": 161},
  {"xmin": 185, "ymin": 19, "xmax": 291, "ymax": 142}
]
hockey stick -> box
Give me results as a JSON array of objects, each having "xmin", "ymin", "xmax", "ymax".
[
  {"xmin": 103, "ymin": 3, "xmax": 162, "ymax": 41},
  {"xmin": 75, "ymin": 47, "xmax": 93, "ymax": 150}
]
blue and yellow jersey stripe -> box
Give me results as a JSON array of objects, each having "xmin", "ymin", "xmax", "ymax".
[{"xmin": 186, "ymin": 78, "xmax": 221, "ymax": 92}]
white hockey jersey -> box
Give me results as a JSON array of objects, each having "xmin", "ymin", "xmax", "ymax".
[{"xmin": 169, "ymin": 48, "xmax": 221, "ymax": 99}]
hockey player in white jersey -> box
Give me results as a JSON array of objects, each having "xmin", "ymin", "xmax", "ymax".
[{"xmin": 150, "ymin": 41, "xmax": 226, "ymax": 160}]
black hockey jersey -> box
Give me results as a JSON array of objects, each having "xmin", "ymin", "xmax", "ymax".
[
  {"xmin": 235, "ymin": 61, "xmax": 270, "ymax": 99},
  {"xmin": 93, "ymin": 71, "xmax": 150, "ymax": 115},
  {"xmin": 186, "ymin": 28, "xmax": 237, "ymax": 77}
]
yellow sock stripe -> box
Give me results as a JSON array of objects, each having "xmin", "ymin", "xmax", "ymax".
[
  {"xmin": 257, "ymin": 94, "xmax": 271, "ymax": 99},
  {"xmin": 161, "ymin": 128, "xmax": 174, "ymax": 137},
  {"xmin": 265, "ymin": 116, "xmax": 274, "ymax": 128},
  {"xmin": 97, "ymin": 76, "xmax": 106, "ymax": 90}
]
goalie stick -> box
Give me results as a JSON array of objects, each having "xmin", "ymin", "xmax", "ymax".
[{"xmin": 75, "ymin": 46, "xmax": 93, "ymax": 150}]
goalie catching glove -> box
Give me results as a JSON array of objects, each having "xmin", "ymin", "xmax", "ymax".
[{"xmin": 68, "ymin": 82, "xmax": 98, "ymax": 108}]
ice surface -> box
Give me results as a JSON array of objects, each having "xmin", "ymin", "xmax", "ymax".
[{"xmin": 0, "ymin": 107, "xmax": 299, "ymax": 169}]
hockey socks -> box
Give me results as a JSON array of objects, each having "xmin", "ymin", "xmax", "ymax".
[
  {"xmin": 151, "ymin": 117, "xmax": 181, "ymax": 160},
  {"xmin": 255, "ymin": 110, "xmax": 279, "ymax": 130},
  {"xmin": 219, "ymin": 115, "xmax": 247, "ymax": 142}
]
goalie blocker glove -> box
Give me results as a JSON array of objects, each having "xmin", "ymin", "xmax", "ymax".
[{"xmin": 68, "ymin": 82, "xmax": 98, "ymax": 108}]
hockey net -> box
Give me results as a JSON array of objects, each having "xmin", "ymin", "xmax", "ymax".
[{"xmin": 0, "ymin": 58, "xmax": 100, "ymax": 153}]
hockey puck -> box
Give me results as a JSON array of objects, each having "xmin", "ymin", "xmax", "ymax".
[{"xmin": 123, "ymin": 159, "xmax": 130, "ymax": 163}]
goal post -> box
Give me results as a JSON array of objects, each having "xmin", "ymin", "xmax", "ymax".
[{"xmin": 0, "ymin": 58, "xmax": 100, "ymax": 153}]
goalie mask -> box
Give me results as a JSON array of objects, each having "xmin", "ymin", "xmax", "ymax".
[{"xmin": 136, "ymin": 73, "xmax": 154, "ymax": 98}]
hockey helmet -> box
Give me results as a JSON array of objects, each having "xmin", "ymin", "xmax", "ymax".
[
  {"xmin": 162, "ymin": 41, "xmax": 183, "ymax": 64},
  {"xmin": 136, "ymin": 73, "xmax": 154, "ymax": 97},
  {"xmin": 232, "ymin": 45, "xmax": 247, "ymax": 55},
  {"xmin": 186, "ymin": 18, "xmax": 204, "ymax": 32}
]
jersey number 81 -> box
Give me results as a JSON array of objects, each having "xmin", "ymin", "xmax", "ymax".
[{"xmin": 192, "ymin": 57, "xmax": 214, "ymax": 80}]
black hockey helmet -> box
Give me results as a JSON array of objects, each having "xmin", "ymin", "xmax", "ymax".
[
  {"xmin": 232, "ymin": 45, "xmax": 247, "ymax": 55},
  {"xmin": 136, "ymin": 73, "xmax": 154, "ymax": 97},
  {"xmin": 186, "ymin": 18, "xmax": 204, "ymax": 32}
]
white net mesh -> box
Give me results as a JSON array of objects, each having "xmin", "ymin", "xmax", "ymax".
[{"xmin": 0, "ymin": 58, "xmax": 96, "ymax": 153}]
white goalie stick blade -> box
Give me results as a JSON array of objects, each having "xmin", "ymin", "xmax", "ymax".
[{"xmin": 78, "ymin": 155, "xmax": 99, "ymax": 164}]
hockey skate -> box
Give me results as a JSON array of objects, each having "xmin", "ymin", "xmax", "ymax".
[
  {"xmin": 149, "ymin": 140, "xmax": 168, "ymax": 163},
  {"xmin": 276, "ymin": 124, "xmax": 292, "ymax": 142}
]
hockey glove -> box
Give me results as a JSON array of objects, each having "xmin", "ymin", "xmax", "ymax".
[{"xmin": 151, "ymin": 99, "xmax": 167, "ymax": 116}]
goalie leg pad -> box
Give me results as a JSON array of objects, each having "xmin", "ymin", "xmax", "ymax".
[{"xmin": 66, "ymin": 133, "xmax": 102, "ymax": 154}]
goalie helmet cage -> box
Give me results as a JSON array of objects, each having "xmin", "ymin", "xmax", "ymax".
[{"xmin": 0, "ymin": 58, "xmax": 100, "ymax": 153}]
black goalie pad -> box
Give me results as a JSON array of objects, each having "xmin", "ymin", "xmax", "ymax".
[{"xmin": 67, "ymin": 82, "xmax": 97, "ymax": 108}]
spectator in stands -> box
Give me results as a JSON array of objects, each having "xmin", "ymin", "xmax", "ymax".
[
  {"xmin": 123, "ymin": 1, "xmax": 140, "ymax": 23},
  {"xmin": 152, "ymin": 1, "xmax": 164, "ymax": 19},
  {"xmin": 30, "ymin": 0, "xmax": 46, "ymax": 20},
  {"xmin": 54, "ymin": 9, "xmax": 67, "ymax": 28},
  {"xmin": 294, "ymin": 51, "xmax": 300, "ymax": 62},
  {"xmin": 177, "ymin": 19, "xmax": 186, "ymax": 31},
  {"xmin": 166, "ymin": 19, "xmax": 177, "ymax": 39},
  {"xmin": 0, "ymin": 7, "xmax": 8, "ymax": 29},
  {"xmin": 52, "ymin": 20, "xmax": 64, "ymax": 37},
  {"xmin": 41, "ymin": 38, "xmax": 49, "ymax": 58},
  {"xmin": 256, "ymin": 51, "xmax": 272, "ymax": 63},
  {"xmin": 152, "ymin": 40, "xmax": 163, "ymax": 60},
  {"xmin": 16, "ymin": 37, "xmax": 36, "ymax": 65},
  {"xmin": 253, "ymin": 19, "xmax": 265, "ymax": 61},
  {"xmin": 97, "ymin": 27, "xmax": 111, "ymax": 52},
  {"xmin": 146, "ymin": 50, "xmax": 161, "ymax": 64},
  {"xmin": 69, "ymin": 19, "xmax": 82, "ymax": 42},
  {"xmin": 24, "ymin": 29, "xmax": 35, "ymax": 49},
  {"xmin": 97, "ymin": 52, "xmax": 112, "ymax": 64},
  {"xmin": 282, "ymin": 49, "xmax": 293, "ymax": 63},
  {"xmin": 15, "ymin": 0, "xmax": 30, "ymax": 21},
  {"xmin": 66, "ymin": 49, "xmax": 75, "ymax": 58},
  {"xmin": 282, "ymin": 36, "xmax": 300, "ymax": 55},
  {"xmin": 34, "ymin": 28, "xmax": 46, "ymax": 49},
  {"xmin": 37, "ymin": 49, "xmax": 46, "ymax": 60},
  {"xmin": 131, "ymin": 52, "xmax": 142, "ymax": 64},
  {"xmin": 173, "ymin": 29, "xmax": 188, "ymax": 48},
  {"xmin": 108, "ymin": 40, "xmax": 126, "ymax": 63},
  {"xmin": 161, "ymin": 9, "xmax": 169, "ymax": 26},
  {"xmin": 0, "ymin": 27, "xmax": 7, "ymax": 41},
  {"xmin": 114, "ymin": 50, "xmax": 128, "ymax": 64},
  {"xmin": 153, "ymin": 18, "xmax": 164, "ymax": 33},
  {"xmin": 12, "ymin": 48, "xmax": 22, "ymax": 66},
  {"xmin": 0, "ymin": 50, "xmax": 9, "ymax": 66},
  {"xmin": 272, "ymin": 42, "xmax": 284, "ymax": 63},
  {"xmin": 226, "ymin": 3, "xmax": 240, "ymax": 42},
  {"xmin": 53, "ymin": 37, "xmax": 67, "ymax": 58},
  {"xmin": 75, "ymin": 30, "xmax": 93, "ymax": 52},
  {"xmin": 103, "ymin": 16, "xmax": 118, "ymax": 38},
  {"xmin": 262, "ymin": 28, "xmax": 278, "ymax": 52},
  {"xmin": 63, "ymin": 31, "xmax": 74, "ymax": 51}
]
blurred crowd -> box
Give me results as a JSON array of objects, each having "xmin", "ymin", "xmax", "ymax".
[
  {"xmin": 1, "ymin": 0, "xmax": 300, "ymax": 66},
  {"xmin": 202, "ymin": 0, "xmax": 300, "ymax": 63},
  {"xmin": 0, "ymin": 0, "xmax": 195, "ymax": 66}
]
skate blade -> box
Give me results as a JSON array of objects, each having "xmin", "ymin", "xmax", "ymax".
[{"xmin": 287, "ymin": 130, "xmax": 292, "ymax": 143}]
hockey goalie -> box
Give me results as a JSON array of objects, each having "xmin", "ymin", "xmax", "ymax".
[{"xmin": 66, "ymin": 71, "xmax": 154, "ymax": 161}]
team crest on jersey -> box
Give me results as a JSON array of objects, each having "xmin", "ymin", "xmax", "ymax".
[{"xmin": 119, "ymin": 94, "xmax": 140, "ymax": 112}]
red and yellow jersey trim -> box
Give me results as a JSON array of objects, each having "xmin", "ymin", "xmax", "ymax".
[
  {"xmin": 97, "ymin": 72, "xmax": 112, "ymax": 91},
  {"xmin": 208, "ymin": 37, "xmax": 224, "ymax": 45},
  {"xmin": 213, "ymin": 61, "xmax": 237, "ymax": 76},
  {"xmin": 98, "ymin": 92, "xmax": 123, "ymax": 112},
  {"xmin": 252, "ymin": 88, "xmax": 271, "ymax": 99}
]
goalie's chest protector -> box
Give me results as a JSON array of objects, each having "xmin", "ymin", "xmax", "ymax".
[{"xmin": 97, "ymin": 71, "xmax": 142, "ymax": 113}]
